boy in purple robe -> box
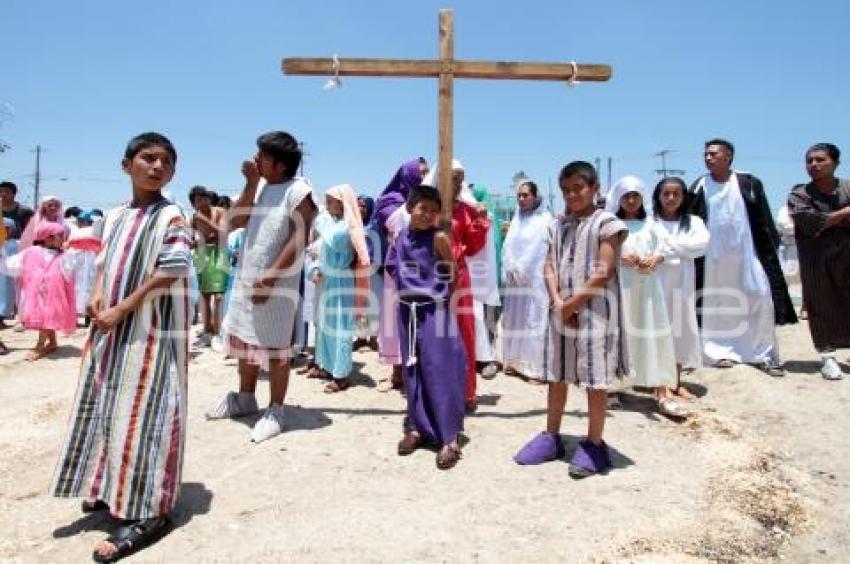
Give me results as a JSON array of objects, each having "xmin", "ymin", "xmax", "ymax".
[{"xmin": 385, "ymin": 185, "xmax": 467, "ymax": 470}]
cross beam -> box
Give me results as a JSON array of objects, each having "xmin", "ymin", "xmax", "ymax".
[
  {"xmin": 282, "ymin": 9, "xmax": 612, "ymax": 223},
  {"xmin": 282, "ymin": 58, "xmax": 613, "ymax": 82}
]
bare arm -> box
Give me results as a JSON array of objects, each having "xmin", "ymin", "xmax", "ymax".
[
  {"xmin": 825, "ymin": 206, "xmax": 850, "ymax": 228},
  {"xmin": 227, "ymin": 161, "xmax": 262, "ymax": 230},
  {"xmin": 434, "ymin": 230, "xmax": 456, "ymax": 291},
  {"xmin": 193, "ymin": 207, "xmax": 225, "ymax": 234}
]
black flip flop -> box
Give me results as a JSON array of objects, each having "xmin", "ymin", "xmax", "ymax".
[
  {"xmin": 92, "ymin": 517, "xmax": 171, "ymax": 563},
  {"xmin": 81, "ymin": 500, "xmax": 109, "ymax": 514}
]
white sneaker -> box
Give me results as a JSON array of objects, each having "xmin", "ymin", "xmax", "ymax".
[
  {"xmin": 250, "ymin": 405, "xmax": 286, "ymax": 443},
  {"xmin": 210, "ymin": 335, "xmax": 224, "ymax": 353},
  {"xmin": 205, "ymin": 391, "xmax": 259, "ymax": 420},
  {"xmin": 481, "ymin": 363, "xmax": 499, "ymax": 380},
  {"xmin": 821, "ymin": 357, "xmax": 845, "ymax": 381}
]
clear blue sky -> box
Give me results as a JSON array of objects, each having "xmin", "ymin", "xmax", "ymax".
[{"xmin": 2, "ymin": 0, "xmax": 848, "ymax": 214}]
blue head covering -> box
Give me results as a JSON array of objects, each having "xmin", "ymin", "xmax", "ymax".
[
  {"xmin": 357, "ymin": 195, "xmax": 375, "ymax": 224},
  {"xmin": 77, "ymin": 209, "xmax": 95, "ymax": 223}
]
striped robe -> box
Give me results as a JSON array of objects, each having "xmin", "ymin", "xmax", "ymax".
[
  {"xmin": 52, "ymin": 200, "xmax": 191, "ymax": 520},
  {"xmin": 542, "ymin": 210, "xmax": 628, "ymax": 388},
  {"xmin": 788, "ymin": 179, "xmax": 850, "ymax": 350}
]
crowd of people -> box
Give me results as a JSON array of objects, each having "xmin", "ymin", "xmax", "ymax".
[{"xmin": 1, "ymin": 132, "xmax": 848, "ymax": 561}]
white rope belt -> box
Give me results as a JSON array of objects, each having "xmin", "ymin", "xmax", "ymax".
[{"xmin": 398, "ymin": 297, "xmax": 446, "ymax": 367}]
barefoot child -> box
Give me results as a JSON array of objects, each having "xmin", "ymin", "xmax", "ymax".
[
  {"xmin": 607, "ymin": 176, "xmax": 685, "ymax": 419},
  {"xmin": 207, "ymin": 131, "xmax": 317, "ymax": 443},
  {"xmin": 0, "ymin": 222, "xmax": 77, "ymax": 360},
  {"xmin": 514, "ymin": 161, "xmax": 628, "ymax": 477},
  {"xmin": 189, "ymin": 186, "xmax": 228, "ymax": 349},
  {"xmin": 52, "ymin": 132, "xmax": 193, "ymax": 561},
  {"xmin": 386, "ymin": 185, "xmax": 467, "ymax": 469}
]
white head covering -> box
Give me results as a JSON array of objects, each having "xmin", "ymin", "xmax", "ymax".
[
  {"xmin": 604, "ymin": 175, "xmax": 653, "ymax": 218},
  {"xmin": 421, "ymin": 158, "xmax": 465, "ymax": 188}
]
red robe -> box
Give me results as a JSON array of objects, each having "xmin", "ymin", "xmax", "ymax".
[{"xmin": 451, "ymin": 200, "xmax": 491, "ymax": 402}]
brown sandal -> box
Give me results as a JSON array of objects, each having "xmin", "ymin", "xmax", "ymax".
[
  {"xmin": 324, "ymin": 378, "xmax": 351, "ymax": 393},
  {"xmin": 397, "ymin": 432, "xmax": 422, "ymax": 456},
  {"xmin": 306, "ymin": 366, "xmax": 328, "ymax": 379},
  {"xmin": 436, "ymin": 445, "xmax": 461, "ymax": 470}
]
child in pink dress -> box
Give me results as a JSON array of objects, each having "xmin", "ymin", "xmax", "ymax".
[{"xmin": 0, "ymin": 222, "xmax": 77, "ymax": 360}]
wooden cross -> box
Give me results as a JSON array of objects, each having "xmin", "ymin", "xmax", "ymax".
[{"xmin": 282, "ymin": 9, "xmax": 612, "ymax": 222}]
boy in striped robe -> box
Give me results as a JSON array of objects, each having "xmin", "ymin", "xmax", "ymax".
[{"xmin": 52, "ymin": 132, "xmax": 193, "ymax": 562}]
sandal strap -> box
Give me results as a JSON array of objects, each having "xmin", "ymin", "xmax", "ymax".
[{"xmin": 99, "ymin": 517, "xmax": 170, "ymax": 560}]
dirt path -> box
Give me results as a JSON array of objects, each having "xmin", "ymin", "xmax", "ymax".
[{"xmin": 0, "ymin": 321, "xmax": 847, "ymax": 562}]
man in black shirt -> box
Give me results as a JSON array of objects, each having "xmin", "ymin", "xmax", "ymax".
[{"xmin": 1, "ymin": 181, "xmax": 34, "ymax": 239}]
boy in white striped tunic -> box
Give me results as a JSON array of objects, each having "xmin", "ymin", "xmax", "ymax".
[
  {"xmin": 207, "ymin": 131, "xmax": 317, "ymax": 443},
  {"xmin": 514, "ymin": 161, "xmax": 628, "ymax": 478},
  {"xmin": 53, "ymin": 132, "xmax": 193, "ymax": 561}
]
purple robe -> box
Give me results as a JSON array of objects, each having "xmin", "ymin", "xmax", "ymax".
[{"xmin": 385, "ymin": 227, "xmax": 466, "ymax": 446}]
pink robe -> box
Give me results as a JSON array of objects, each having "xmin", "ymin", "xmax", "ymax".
[{"xmin": 17, "ymin": 247, "xmax": 76, "ymax": 331}]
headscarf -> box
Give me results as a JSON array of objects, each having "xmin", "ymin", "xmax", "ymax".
[
  {"xmin": 471, "ymin": 183, "xmax": 506, "ymax": 283},
  {"xmin": 19, "ymin": 195, "xmax": 66, "ymax": 249},
  {"xmin": 421, "ymin": 158, "xmax": 464, "ymax": 193},
  {"xmin": 503, "ymin": 180, "xmax": 553, "ymax": 285},
  {"xmin": 357, "ymin": 196, "xmax": 377, "ymax": 261},
  {"xmin": 604, "ymin": 175, "xmax": 653, "ymax": 219},
  {"xmin": 326, "ymin": 184, "xmax": 370, "ymax": 267},
  {"xmin": 35, "ymin": 221, "xmax": 67, "ymax": 242},
  {"xmin": 373, "ymin": 159, "xmax": 423, "ymax": 229},
  {"xmin": 372, "ymin": 159, "xmax": 423, "ymax": 266},
  {"xmin": 77, "ymin": 209, "xmax": 96, "ymax": 224},
  {"xmin": 357, "ymin": 196, "xmax": 375, "ymax": 224}
]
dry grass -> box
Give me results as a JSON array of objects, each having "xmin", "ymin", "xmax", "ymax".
[{"xmin": 610, "ymin": 446, "xmax": 811, "ymax": 563}]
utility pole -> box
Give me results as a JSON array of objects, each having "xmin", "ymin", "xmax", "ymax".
[
  {"xmin": 606, "ymin": 156, "xmax": 612, "ymax": 190},
  {"xmin": 33, "ymin": 145, "xmax": 42, "ymax": 206},
  {"xmin": 654, "ymin": 149, "xmax": 685, "ymax": 178},
  {"xmin": 298, "ymin": 142, "xmax": 310, "ymax": 176},
  {"xmin": 0, "ymin": 102, "xmax": 12, "ymax": 155}
]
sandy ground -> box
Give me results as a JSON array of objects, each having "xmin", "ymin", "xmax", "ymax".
[{"xmin": 1, "ymin": 317, "xmax": 849, "ymax": 563}]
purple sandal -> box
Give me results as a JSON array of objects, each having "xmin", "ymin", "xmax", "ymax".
[
  {"xmin": 513, "ymin": 432, "xmax": 565, "ymax": 465},
  {"xmin": 568, "ymin": 439, "xmax": 612, "ymax": 478}
]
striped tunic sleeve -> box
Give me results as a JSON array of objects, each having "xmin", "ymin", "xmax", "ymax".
[{"xmin": 156, "ymin": 218, "xmax": 192, "ymax": 273}]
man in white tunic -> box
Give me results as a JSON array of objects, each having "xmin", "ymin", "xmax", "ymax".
[
  {"xmin": 207, "ymin": 131, "xmax": 317, "ymax": 442},
  {"xmin": 688, "ymin": 139, "xmax": 796, "ymax": 376}
]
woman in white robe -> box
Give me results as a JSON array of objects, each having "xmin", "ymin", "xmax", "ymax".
[
  {"xmin": 607, "ymin": 176, "xmax": 686, "ymax": 418},
  {"xmin": 651, "ymin": 177, "xmax": 710, "ymax": 399},
  {"xmin": 501, "ymin": 180, "xmax": 552, "ymax": 380}
]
